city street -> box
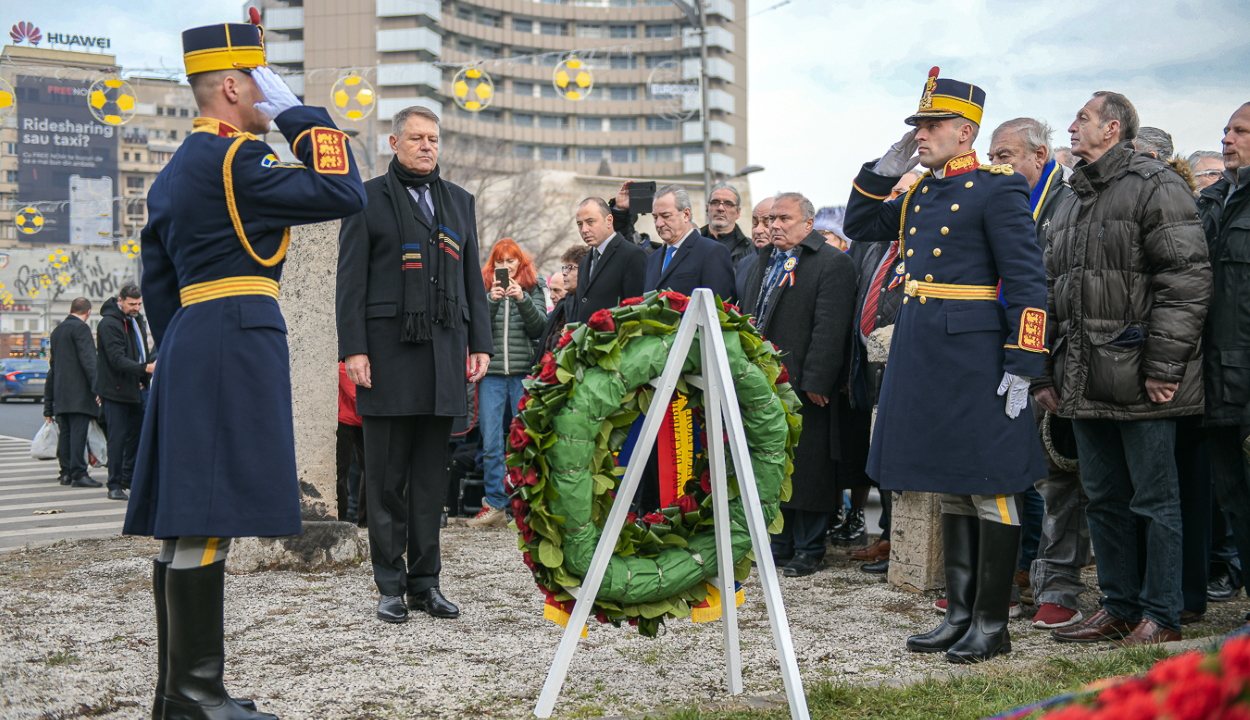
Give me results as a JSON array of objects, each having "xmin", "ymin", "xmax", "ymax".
[{"xmin": 0, "ymin": 398, "xmax": 47, "ymax": 441}]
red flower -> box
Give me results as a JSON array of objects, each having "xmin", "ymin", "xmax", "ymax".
[
  {"xmin": 517, "ymin": 395, "xmax": 529, "ymax": 411},
  {"xmin": 1042, "ymin": 706, "xmax": 1094, "ymax": 720},
  {"xmin": 660, "ymin": 291, "xmax": 689, "ymax": 312},
  {"xmin": 1102, "ymin": 693, "xmax": 1158, "ymax": 720},
  {"xmin": 1219, "ymin": 706, "xmax": 1250, "ymax": 720},
  {"xmin": 595, "ymin": 610, "xmax": 610, "ymax": 624},
  {"xmin": 515, "ymin": 515, "xmax": 535, "ymax": 543},
  {"xmin": 674, "ymin": 494, "xmax": 699, "ymax": 514},
  {"xmin": 1161, "ymin": 672, "xmax": 1224, "ymax": 720},
  {"xmin": 509, "ymin": 418, "xmax": 531, "ymax": 449},
  {"xmin": 1148, "ymin": 651, "xmax": 1205, "ymax": 687},
  {"xmin": 538, "ymin": 359, "xmax": 559, "ymax": 384},
  {"xmin": 506, "ymin": 466, "xmax": 523, "ymax": 492},
  {"xmin": 700, "ymin": 470, "xmax": 711, "ymax": 494},
  {"xmin": 521, "ymin": 551, "xmax": 537, "ymax": 571},
  {"xmin": 642, "ymin": 512, "xmax": 667, "ymax": 525},
  {"xmin": 620, "ymin": 296, "xmax": 644, "ymax": 306},
  {"xmin": 511, "ymin": 497, "xmax": 527, "ymax": 518},
  {"xmin": 556, "ymin": 330, "xmax": 574, "ymax": 348},
  {"xmin": 587, "ymin": 308, "xmax": 616, "ymax": 332},
  {"xmin": 776, "ymin": 363, "xmax": 790, "ymax": 384},
  {"xmin": 1221, "ymin": 636, "xmax": 1250, "ymax": 678},
  {"xmin": 1095, "ymin": 678, "xmax": 1153, "ymax": 709},
  {"xmin": 626, "ymin": 512, "xmax": 639, "ymax": 524},
  {"xmin": 722, "ymin": 301, "xmax": 739, "ymax": 313}
]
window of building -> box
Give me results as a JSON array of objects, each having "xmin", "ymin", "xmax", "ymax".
[
  {"xmin": 513, "ymin": 82, "xmax": 535, "ymax": 96},
  {"xmin": 127, "ymin": 200, "xmax": 144, "ymax": 216},
  {"xmin": 180, "ymin": 108, "xmax": 190, "ymax": 117},
  {"xmin": 513, "ymin": 18, "xmax": 533, "ymax": 33},
  {"xmin": 479, "ymin": 12, "xmax": 501, "ymax": 27},
  {"xmin": 155, "ymin": 107, "xmax": 163, "ymax": 116},
  {"xmin": 123, "ymin": 152, "xmax": 129, "ymax": 161},
  {"xmin": 457, "ymin": 38, "xmax": 473, "ymax": 53},
  {"xmin": 608, "ymin": 86, "xmax": 638, "ymax": 101},
  {"xmin": 577, "ymin": 24, "xmax": 604, "ymax": 38},
  {"xmin": 169, "ymin": 130, "xmax": 177, "ymax": 140},
  {"xmin": 4, "ymin": 170, "xmax": 17, "ymax": 183},
  {"xmin": 610, "ymin": 24, "xmax": 637, "ymax": 38},
  {"xmin": 134, "ymin": 152, "xmax": 143, "ymax": 162},
  {"xmin": 540, "ymin": 84, "xmax": 561, "ymax": 98},
  {"xmin": 576, "ymin": 117, "xmax": 605, "ymax": 131},
  {"xmin": 456, "ymin": 4, "xmax": 472, "ymax": 20},
  {"xmin": 646, "ymin": 117, "xmax": 675, "ymax": 131},
  {"xmin": 610, "ymin": 56, "xmax": 637, "ymax": 69},
  {"xmin": 538, "ymin": 115, "xmax": 568, "ymax": 130},
  {"xmin": 540, "ymin": 54, "xmax": 561, "ymax": 66},
  {"xmin": 610, "ymin": 147, "xmax": 638, "ymax": 163},
  {"xmin": 151, "ymin": 129, "xmax": 164, "ymax": 140},
  {"xmin": 166, "ymin": 107, "xmax": 178, "ymax": 116},
  {"xmin": 540, "ymin": 146, "xmax": 567, "ymax": 161},
  {"xmin": 646, "ymin": 55, "xmax": 675, "ymax": 68},
  {"xmin": 646, "ymin": 146, "xmax": 678, "ymax": 162},
  {"xmin": 152, "ymin": 151, "xmax": 175, "ymax": 163},
  {"xmin": 609, "ymin": 117, "xmax": 637, "ymax": 132},
  {"xmin": 127, "ymin": 176, "xmax": 145, "ymax": 189},
  {"xmin": 513, "ymin": 113, "xmax": 534, "ymax": 127},
  {"xmin": 13, "ymin": 319, "xmax": 24, "ymax": 331},
  {"xmin": 511, "ymin": 47, "xmax": 537, "ymax": 64},
  {"xmin": 540, "ymin": 21, "xmax": 567, "ymax": 36},
  {"xmin": 577, "ymin": 147, "xmax": 605, "ymax": 162},
  {"xmin": 646, "ymin": 24, "xmax": 674, "ymax": 38},
  {"xmin": 4, "ymin": 142, "xmax": 16, "ymax": 155},
  {"xmin": 480, "ymin": 44, "xmax": 502, "ymax": 59},
  {"xmin": 514, "ymin": 144, "xmax": 535, "ymax": 159}
]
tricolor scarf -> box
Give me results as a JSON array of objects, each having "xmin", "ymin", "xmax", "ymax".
[
  {"xmin": 385, "ymin": 157, "xmax": 463, "ymax": 343},
  {"xmin": 1030, "ymin": 159, "xmax": 1061, "ymax": 219}
]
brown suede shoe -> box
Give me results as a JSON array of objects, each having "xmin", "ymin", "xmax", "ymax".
[
  {"xmin": 1050, "ymin": 608, "xmax": 1135, "ymax": 643},
  {"xmin": 849, "ymin": 538, "xmax": 890, "ymax": 562},
  {"xmin": 1118, "ymin": 618, "xmax": 1181, "ymax": 647}
]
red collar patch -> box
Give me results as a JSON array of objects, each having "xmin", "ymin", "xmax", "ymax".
[{"xmin": 943, "ymin": 151, "xmax": 979, "ymax": 177}]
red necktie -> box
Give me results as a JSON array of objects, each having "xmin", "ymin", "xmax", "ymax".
[{"xmin": 860, "ymin": 241, "xmax": 900, "ymax": 337}]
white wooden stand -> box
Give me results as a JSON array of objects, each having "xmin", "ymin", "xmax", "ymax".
[{"xmin": 532, "ymin": 289, "xmax": 809, "ymax": 720}]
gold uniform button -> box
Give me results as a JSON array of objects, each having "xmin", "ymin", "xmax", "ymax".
[
  {"xmin": 951, "ymin": 204, "xmax": 960, "ymax": 211},
  {"xmin": 925, "ymin": 274, "xmax": 933, "ymax": 282},
  {"xmin": 914, "ymin": 205, "xmax": 920, "ymax": 212},
  {"xmin": 921, "ymin": 186, "xmax": 929, "ymax": 194},
  {"xmin": 909, "ymin": 227, "xmax": 916, "ymax": 235},
  {"xmin": 941, "ymin": 226, "xmax": 950, "ymax": 235},
  {"xmin": 903, "ymin": 296, "xmax": 909, "ymax": 304},
  {"xmin": 905, "ymin": 273, "xmax": 911, "ymax": 280},
  {"xmin": 965, "ymin": 181, "xmax": 974, "ymax": 188},
  {"xmin": 933, "ymin": 248, "xmax": 942, "ymax": 257},
  {"xmin": 906, "ymin": 248, "xmax": 914, "ymax": 257},
  {"xmin": 919, "ymin": 296, "xmax": 927, "ymax": 304}
]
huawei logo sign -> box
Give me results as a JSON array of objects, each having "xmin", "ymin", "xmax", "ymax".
[{"xmin": 10, "ymin": 22, "xmax": 41, "ymax": 45}]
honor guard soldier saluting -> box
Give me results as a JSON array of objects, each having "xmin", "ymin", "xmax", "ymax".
[
  {"xmin": 844, "ymin": 68, "xmax": 1049, "ymax": 664},
  {"xmin": 122, "ymin": 12, "xmax": 366, "ymax": 720}
]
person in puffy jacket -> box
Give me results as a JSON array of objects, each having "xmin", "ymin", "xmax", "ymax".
[{"xmin": 468, "ymin": 238, "xmax": 547, "ymax": 528}]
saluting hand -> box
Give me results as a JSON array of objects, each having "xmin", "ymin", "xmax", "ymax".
[
  {"xmin": 252, "ymin": 66, "xmax": 303, "ymax": 120},
  {"xmin": 874, "ymin": 129, "xmax": 921, "ymax": 177}
]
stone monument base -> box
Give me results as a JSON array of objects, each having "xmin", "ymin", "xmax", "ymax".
[
  {"xmin": 886, "ymin": 491, "xmax": 946, "ymax": 593},
  {"xmin": 226, "ymin": 520, "xmax": 367, "ymax": 573}
]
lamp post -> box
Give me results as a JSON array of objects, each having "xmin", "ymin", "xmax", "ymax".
[
  {"xmin": 669, "ymin": 0, "xmax": 712, "ymax": 202},
  {"xmin": 342, "ymin": 121, "xmax": 377, "ymax": 179}
]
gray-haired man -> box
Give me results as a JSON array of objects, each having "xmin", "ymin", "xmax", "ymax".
[
  {"xmin": 700, "ymin": 181, "xmax": 753, "ymax": 265},
  {"xmin": 644, "ymin": 184, "xmax": 737, "ymax": 302}
]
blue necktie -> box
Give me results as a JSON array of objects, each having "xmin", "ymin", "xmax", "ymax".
[{"xmin": 662, "ymin": 245, "xmax": 676, "ymax": 272}]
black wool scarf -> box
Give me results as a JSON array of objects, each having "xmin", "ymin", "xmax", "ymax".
[{"xmin": 385, "ymin": 156, "xmax": 464, "ymax": 343}]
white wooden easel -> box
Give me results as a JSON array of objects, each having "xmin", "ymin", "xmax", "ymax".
[{"xmin": 533, "ymin": 289, "xmax": 809, "ymax": 720}]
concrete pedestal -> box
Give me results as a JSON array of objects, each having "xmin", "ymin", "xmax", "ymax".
[{"xmin": 886, "ymin": 491, "xmax": 945, "ymax": 592}]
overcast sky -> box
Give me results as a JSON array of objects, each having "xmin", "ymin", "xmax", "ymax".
[{"xmin": 8, "ymin": 0, "xmax": 1248, "ymax": 210}]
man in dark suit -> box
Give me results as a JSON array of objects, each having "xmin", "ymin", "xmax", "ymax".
[
  {"xmin": 93, "ymin": 285, "xmax": 154, "ymax": 501},
  {"xmin": 644, "ymin": 185, "xmax": 736, "ymax": 303},
  {"xmin": 572, "ymin": 196, "xmax": 647, "ymax": 323},
  {"xmin": 741, "ymin": 193, "xmax": 857, "ymax": 578},
  {"xmin": 44, "ymin": 297, "xmax": 100, "ymax": 489},
  {"xmin": 337, "ymin": 105, "xmax": 492, "ymax": 625},
  {"xmin": 735, "ymin": 197, "xmax": 774, "ymax": 301}
]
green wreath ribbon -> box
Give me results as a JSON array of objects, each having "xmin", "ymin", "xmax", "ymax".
[{"xmin": 506, "ymin": 290, "xmax": 801, "ymax": 636}]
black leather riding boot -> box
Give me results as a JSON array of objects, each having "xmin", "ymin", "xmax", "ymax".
[
  {"xmin": 163, "ymin": 561, "xmax": 278, "ymax": 720},
  {"xmin": 907, "ymin": 513, "xmax": 978, "ymax": 652},
  {"xmin": 946, "ymin": 519, "xmax": 1020, "ymax": 664}
]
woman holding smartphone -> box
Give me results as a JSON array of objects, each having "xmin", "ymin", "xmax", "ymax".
[{"xmin": 469, "ymin": 238, "xmax": 548, "ymax": 528}]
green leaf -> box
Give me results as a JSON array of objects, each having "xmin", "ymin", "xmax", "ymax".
[
  {"xmin": 660, "ymin": 534, "xmax": 688, "ymax": 548},
  {"xmin": 538, "ymin": 539, "xmax": 564, "ymax": 568},
  {"xmin": 638, "ymin": 599, "xmax": 674, "ymax": 618},
  {"xmin": 555, "ymin": 367, "xmax": 575, "ymax": 384},
  {"xmin": 592, "ymin": 473, "xmax": 615, "ymax": 495}
]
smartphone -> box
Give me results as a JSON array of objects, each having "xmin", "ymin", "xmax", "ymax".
[
  {"xmin": 495, "ymin": 267, "xmax": 510, "ymax": 287},
  {"xmin": 629, "ymin": 180, "xmax": 657, "ymax": 215}
]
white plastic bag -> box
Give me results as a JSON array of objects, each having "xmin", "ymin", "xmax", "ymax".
[
  {"xmin": 31, "ymin": 421, "xmax": 58, "ymax": 460},
  {"xmin": 86, "ymin": 419, "xmax": 108, "ymax": 468}
]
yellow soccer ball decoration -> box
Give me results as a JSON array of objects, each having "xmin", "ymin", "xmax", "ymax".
[
  {"xmin": 88, "ymin": 75, "xmax": 138, "ymax": 126},
  {"xmin": 452, "ymin": 66, "xmax": 494, "ymax": 112},
  {"xmin": 15, "ymin": 206, "xmax": 43, "ymax": 236},
  {"xmin": 0, "ymin": 77, "xmax": 14, "ymax": 121},
  {"xmin": 553, "ymin": 57, "xmax": 593, "ymax": 101},
  {"xmin": 120, "ymin": 240, "xmax": 141, "ymax": 259},
  {"xmin": 47, "ymin": 249, "xmax": 69, "ymax": 268},
  {"xmin": 331, "ymin": 74, "xmax": 376, "ymax": 121}
]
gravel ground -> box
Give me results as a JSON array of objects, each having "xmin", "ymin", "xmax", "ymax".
[{"xmin": 3, "ymin": 527, "xmax": 1247, "ymax": 720}]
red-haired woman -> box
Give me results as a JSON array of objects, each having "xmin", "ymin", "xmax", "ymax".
[{"xmin": 468, "ymin": 238, "xmax": 548, "ymax": 527}]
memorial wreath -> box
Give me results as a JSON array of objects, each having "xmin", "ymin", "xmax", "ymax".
[{"xmin": 505, "ymin": 290, "xmax": 801, "ymax": 637}]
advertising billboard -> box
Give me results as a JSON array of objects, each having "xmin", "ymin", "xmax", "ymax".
[{"xmin": 15, "ymin": 75, "xmax": 118, "ymax": 245}]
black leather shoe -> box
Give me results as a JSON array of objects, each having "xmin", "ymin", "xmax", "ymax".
[
  {"xmin": 1209, "ymin": 572, "xmax": 1242, "ymax": 602},
  {"xmin": 861, "ymin": 558, "xmax": 889, "ymax": 575},
  {"xmin": 57, "ymin": 473, "xmax": 71, "ymax": 486},
  {"xmin": 782, "ymin": 552, "xmax": 824, "ymax": 577},
  {"xmin": 71, "ymin": 476, "xmax": 102, "ymax": 488},
  {"xmin": 108, "ymin": 488, "xmax": 128, "ymax": 501},
  {"xmin": 376, "ymin": 595, "xmax": 408, "ymax": 623},
  {"xmin": 408, "ymin": 587, "xmax": 460, "ymax": 618},
  {"xmin": 829, "ymin": 508, "xmax": 866, "ymax": 545}
]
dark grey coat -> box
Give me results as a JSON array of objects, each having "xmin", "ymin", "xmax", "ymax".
[
  {"xmin": 1199, "ymin": 171, "xmax": 1250, "ymax": 428},
  {"xmin": 741, "ymin": 231, "xmax": 858, "ymax": 512},
  {"xmin": 44, "ymin": 315, "xmax": 99, "ymax": 418},
  {"xmin": 336, "ymin": 175, "xmax": 493, "ymax": 417}
]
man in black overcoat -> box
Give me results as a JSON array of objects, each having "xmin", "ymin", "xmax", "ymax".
[
  {"xmin": 644, "ymin": 184, "xmax": 737, "ymax": 303},
  {"xmin": 741, "ymin": 192, "xmax": 857, "ymax": 578},
  {"xmin": 571, "ymin": 197, "xmax": 647, "ymax": 323},
  {"xmin": 44, "ymin": 297, "xmax": 100, "ymax": 488},
  {"xmin": 93, "ymin": 285, "xmax": 154, "ymax": 501},
  {"xmin": 337, "ymin": 105, "xmax": 492, "ymax": 624}
]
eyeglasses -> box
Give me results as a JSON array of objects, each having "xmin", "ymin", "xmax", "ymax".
[
  {"xmin": 561, "ymin": 264, "xmax": 577, "ymax": 273},
  {"xmin": 1195, "ymin": 169, "xmax": 1223, "ymax": 178},
  {"xmin": 709, "ymin": 200, "xmax": 738, "ymax": 209},
  {"xmin": 751, "ymin": 215, "xmax": 775, "ymax": 227}
]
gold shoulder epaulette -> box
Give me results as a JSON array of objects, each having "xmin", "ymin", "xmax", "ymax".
[{"xmin": 979, "ymin": 164, "xmax": 1015, "ymax": 175}]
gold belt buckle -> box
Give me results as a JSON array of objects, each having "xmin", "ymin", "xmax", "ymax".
[{"xmin": 904, "ymin": 279, "xmax": 919, "ymax": 297}]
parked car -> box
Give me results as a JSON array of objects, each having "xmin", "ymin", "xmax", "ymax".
[{"xmin": 1, "ymin": 358, "xmax": 49, "ymax": 401}]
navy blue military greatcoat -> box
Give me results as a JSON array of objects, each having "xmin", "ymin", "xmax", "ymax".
[
  {"xmin": 844, "ymin": 151, "xmax": 1049, "ymax": 496},
  {"xmin": 123, "ymin": 106, "xmax": 366, "ymax": 539}
]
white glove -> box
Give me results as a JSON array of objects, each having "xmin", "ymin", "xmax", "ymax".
[
  {"xmin": 252, "ymin": 66, "xmax": 302, "ymax": 120},
  {"xmin": 997, "ymin": 372, "xmax": 1032, "ymax": 419},
  {"xmin": 873, "ymin": 129, "xmax": 921, "ymax": 177}
]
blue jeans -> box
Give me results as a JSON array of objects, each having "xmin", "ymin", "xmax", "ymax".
[
  {"xmin": 1072, "ymin": 418, "xmax": 1184, "ymax": 631},
  {"xmin": 480, "ymin": 374, "xmax": 526, "ymax": 511}
]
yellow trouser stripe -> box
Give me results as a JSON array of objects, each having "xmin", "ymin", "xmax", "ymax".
[
  {"xmin": 200, "ymin": 537, "xmax": 219, "ymax": 567},
  {"xmin": 904, "ymin": 280, "xmax": 999, "ymax": 300},
  {"xmin": 180, "ymin": 276, "xmax": 280, "ymax": 306},
  {"xmin": 995, "ymin": 495, "xmax": 1012, "ymax": 524}
]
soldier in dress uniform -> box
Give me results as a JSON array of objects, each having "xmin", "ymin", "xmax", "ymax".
[
  {"xmin": 122, "ymin": 17, "xmax": 366, "ymax": 720},
  {"xmin": 844, "ymin": 68, "xmax": 1049, "ymax": 664}
]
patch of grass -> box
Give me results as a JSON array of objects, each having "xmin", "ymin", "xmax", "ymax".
[
  {"xmin": 45, "ymin": 651, "xmax": 79, "ymax": 666},
  {"xmin": 646, "ymin": 646, "xmax": 1169, "ymax": 720}
]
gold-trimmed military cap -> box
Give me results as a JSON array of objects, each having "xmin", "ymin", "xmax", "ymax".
[
  {"xmin": 905, "ymin": 67, "xmax": 986, "ymax": 127},
  {"xmin": 182, "ymin": 23, "xmax": 266, "ymax": 76}
]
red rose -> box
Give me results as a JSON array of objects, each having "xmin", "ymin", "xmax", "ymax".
[
  {"xmin": 516, "ymin": 516, "xmax": 535, "ymax": 543},
  {"xmin": 520, "ymin": 467, "xmax": 538, "ymax": 487},
  {"xmin": 700, "ymin": 470, "xmax": 712, "ymax": 494},
  {"xmin": 595, "ymin": 610, "xmax": 610, "ymax": 624},
  {"xmin": 556, "ymin": 330, "xmax": 574, "ymax": 348},
  {"xmin": 1221, "ymin": 637, "xmax": 1250, "ymax": 677},
  {"xmin": 506, "ymin": 466, "xmax": 524, "ymax": 492},
  {"xmin": 619, "ymin": 296, "xmax": 644, "ymax": 306},
  {"xmin": 660, "ymin": 291, "xmax": 689, "ymax": 312},
  {"xmin": 509, "ymin": 418, "xmax": 531, "ymax": 449},
  {"xmin": 511, "ymin": 497, "xmax": 527, "ymax": 518},
  {"xmin": 1103, "ymin": 694, "xmax": 1157, "ymax": 720},
  {"xmin": 722, "ymin": 301, "xmax": 739, "ymax": 313},
  {"xmin": 1161, "ymin": 673, "xmax": 1223, "ymax": 720},
  {"xmin": 643, "ymin": 512, "xmax": 667, "ymax": 525},
  {"xmin": 1219, "ymin": 706, "xmax": 1250, "ymax": 720},
  {"xmin": 538, "ymin": 360, "xmax": 559, "ymax": 384},
  {"xmin": 626, "ymin": 512, "xmax": 639, "ymax": 524},
  {"xmin": 776, "ymin": 363, "xmax": 790, "ymax": 384},
  {"xmin": 674, "ymin": 494, "xmax": 699, "ymax": 514},
  {"xmin": 1041, "ymin": 706, "xmax": 1094, "ymax": 720},
  {"xmin": 517, "ymin": 395, "xmax": 529, "ymax": 411},
  {"xmin": 587, "ymin": 308, "xmax": 616, "ymax": 332},
  {"xmin": 1095, "ymin": 678, "xmax": 1153, "ymax": 709},
  {"xmin": 521, "ymin": 551, "xmax": 537, "ymax": 571},
  {"xmin": 1148, "ymin": 651, "xmax": 1205, "ymax": 686}
]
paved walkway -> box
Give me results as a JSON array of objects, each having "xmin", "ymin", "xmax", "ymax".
[{"xmin": 0, "ymin": 435, "xmax": 127, "ymax": 554}]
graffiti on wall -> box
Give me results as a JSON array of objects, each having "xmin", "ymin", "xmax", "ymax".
[{"xmin": 0, "ymin": 248, "xmax": 136, "ymax": 302}]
